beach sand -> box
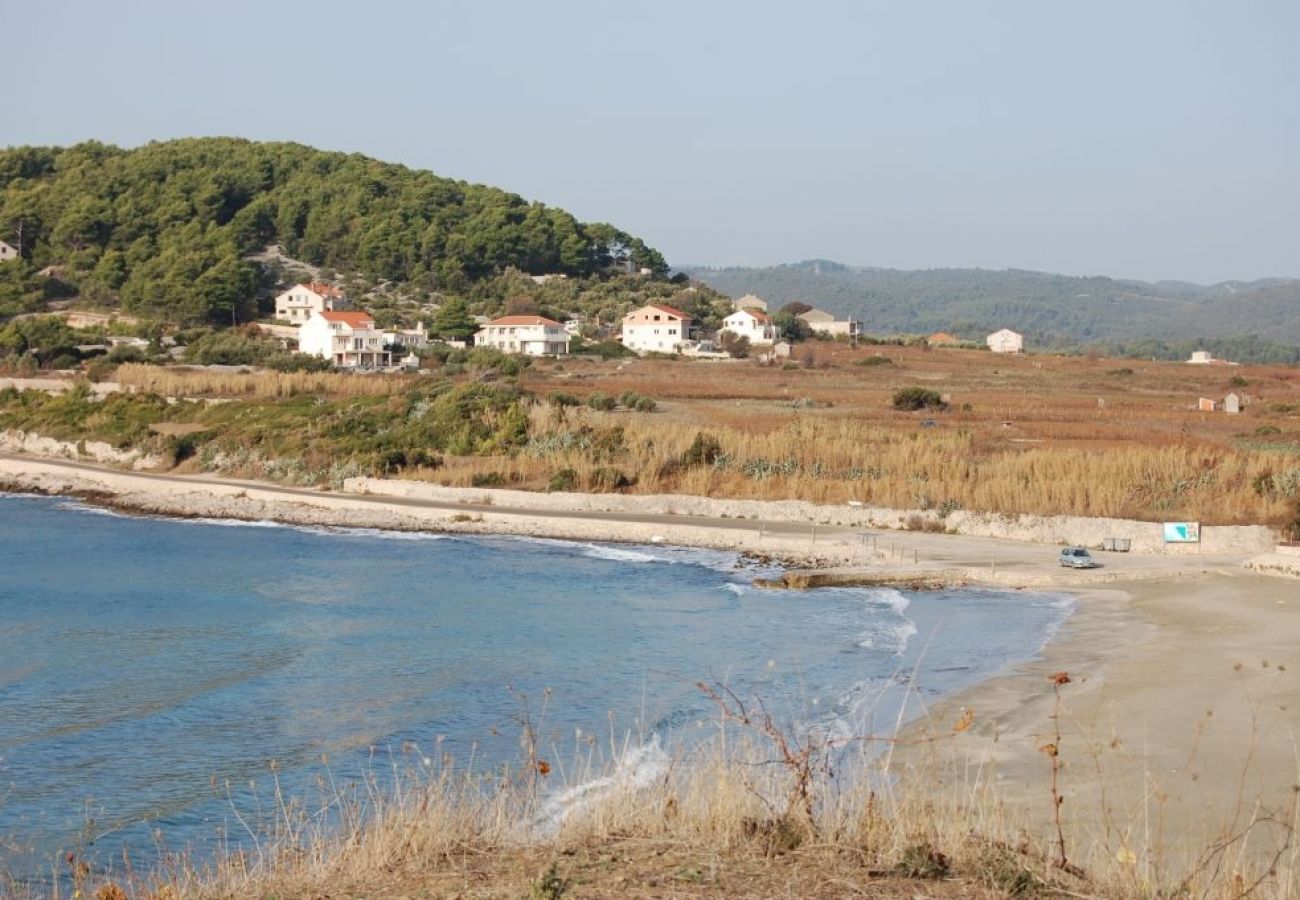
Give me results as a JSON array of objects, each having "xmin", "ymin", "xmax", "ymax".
[{"xmin": 906, "ymin": 573, "xmax": 1300, "ymax": 876}]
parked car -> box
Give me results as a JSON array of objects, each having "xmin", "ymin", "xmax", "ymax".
[{"xmin": 1058, "ymin": 546, "xmax": 1097, "ymax": 568}]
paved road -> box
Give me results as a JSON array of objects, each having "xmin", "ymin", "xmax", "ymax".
[
  {"xmin": 0, "ymin": 453, "xmax": 1252, "ymax": 581},
  {"xmin": 0, "ymin": 453, "xmax": 830, "ymax": 537}
]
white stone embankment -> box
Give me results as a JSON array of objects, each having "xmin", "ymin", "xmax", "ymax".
[
  {"xmin": 0, "ymin": 429, "xmax": 161, "ymax": 470},
  {"xmin": 345, "ymin": 477, "xmax": 1278, "ymax": 556},
  {"xmin": 0, "ymin": 376, "xmax": 122, "ymax": 396}
]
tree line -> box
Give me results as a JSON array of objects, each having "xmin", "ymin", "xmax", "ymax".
[{"xmin": 0, "ymin": 138, "xmax": 669, "ymax": 324}]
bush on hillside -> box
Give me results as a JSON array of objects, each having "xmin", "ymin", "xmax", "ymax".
[{"xmin": 891, "ymin": 387, "xmax": 948, "ymax": 411}]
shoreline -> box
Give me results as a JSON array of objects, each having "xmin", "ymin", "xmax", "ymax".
[{"xmin": 3, "ymin": 453, "xmax": 1300, "ymax": 874}]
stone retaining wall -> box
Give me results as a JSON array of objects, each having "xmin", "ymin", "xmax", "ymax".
[{"xmin": 344, "ymin": 477, "xmax": 1278, "ymax": 556}]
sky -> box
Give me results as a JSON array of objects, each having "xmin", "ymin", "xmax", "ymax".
[{"xmin": 2, "ymin": 0, "xmax": 1297, "ymax": 283}]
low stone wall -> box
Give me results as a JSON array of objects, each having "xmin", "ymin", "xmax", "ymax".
[
  {"xmin": 344, "ymin": 477, "xmax": 1279, "ymax": 556},
  {"xmin": 948, "ymin": 511, "xmax": 1276, "ymax": 556}
]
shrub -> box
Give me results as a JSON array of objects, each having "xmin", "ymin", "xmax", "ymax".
[
  {"xmin": 471, "ymin": 471, "xmax": 508, "ymax": 488},
  {"xmin": 264, "ymin": 353, "xmax": 333, "ymax": 373},
  {"xmin": 84, "ymin": 358, "xmax": 117, "ymax": 383},
  {"xmin": 719, "ymin": 331, "xmax": 750, "ymax": 358},
  {"xmin": 855, "ymin": 356, "xmax": 893, "ymax": 367},
  {"xmin": 589, "ymin": 467, "xmax": 635, "ymax": 491},
  {"xmin": 892, "ymin": 387, "xmax": 948, "ymax": 411},
  {"xmin": 586, "ymin": 392, "xmax": 616, "ymax": 411},
  {"xmin": 547, "ymin": 468, "xmax": 578, "ymax": 492},
  {"xmin": 619, "ymin": 390, "xmax": 658, "ymax": 412},
  {"xmin": 106, "ymin": 344, "xmax": 148, "ymax": 364},
  {"xmin": 682, "ymin": 432, "xmax": 723, "ymax": 467},
  {"xmin": 547, "ymin": 390, "xmax": 581, "ymax": 408}
]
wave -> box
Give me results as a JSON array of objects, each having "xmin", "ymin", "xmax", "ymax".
[
  {"xmin": 532, "ymin": 733, "xmax": 670, "ymax": 832},
  {"xmin": 579, "ymin": 544, "xmax": 662, "ymax": 563},
  {"xmin": 857, "ymin": 619, "xmax": 918, "ymax": 654}
]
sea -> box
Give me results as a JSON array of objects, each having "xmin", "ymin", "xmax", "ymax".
[{"xmin": 0, "ymin": 492, "xmax": 1073, "ymax": 881}]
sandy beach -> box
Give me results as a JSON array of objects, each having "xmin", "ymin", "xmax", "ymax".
[
  {"xmin": 906, "ymin": 573, "xmax": 1300, "ymax": 875},
  {"xmin": 2, "ymin": 449, "xmax": 1298, "ymax": 874}
]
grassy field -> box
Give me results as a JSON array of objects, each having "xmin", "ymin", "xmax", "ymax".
[{"xmin": 8, "ymin": 344, "xmax": 1300, "ymax": 526}]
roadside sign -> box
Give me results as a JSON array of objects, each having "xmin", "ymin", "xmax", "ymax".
[{"xmin": 1162, "ymin": 522, "xmax": 1200, "ymax": 543}]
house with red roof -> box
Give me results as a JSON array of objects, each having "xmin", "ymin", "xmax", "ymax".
[
  {"xmin": 298, "ymin": 310, "xmax": 391, "ymax": 367},
  {"xmin": 721, "ymin": 308, "xmax": 780, "ymax": 345},
  {"xmin": 620, "ymin": 304, "xmax": 693, "ymax": 355},
  {"xmin": 474, "ymin": 315, "xmax": 571, "ymax": 356},
  {"xmin": 275, "ymin": 282, "xmax": 347, "ymax": 323}
]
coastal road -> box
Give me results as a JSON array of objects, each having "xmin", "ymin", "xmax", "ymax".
[{"xmin": 0, "ymin": 452, "xmax": 1255, "ymax": 584}]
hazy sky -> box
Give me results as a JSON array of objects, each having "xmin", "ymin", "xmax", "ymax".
[{"xmin": 3, "ymin": 0, "xmax": 1297, "ymax": 282}]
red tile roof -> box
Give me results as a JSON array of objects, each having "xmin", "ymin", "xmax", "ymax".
[
  {"xmin": 303, "ymin": 282, "xmax": 344, "ymax": 298},
  {"xmin": 648, "ymin": 304, "xmax": 690, "ymax": 319},
  {"xmin": 486, "ymin": 315, "xmax": 562, "ymax": 326},
  {"xmin": 319, "ymin": 311, "xmax": 375, "ymax": 327},
  {"xmin": 737, "ymin": 308, "xmax": 771, "ymax": 323}
]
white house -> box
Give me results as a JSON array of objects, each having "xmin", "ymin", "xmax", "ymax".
[
  {"xmin": 797, "ymin": 308, "xmax": 860, "ymax": 338},
  {"xmin": 298, "ymin": 310, "xmax": 391, "ymax": 368},
  {"xmin": 1187, "ymin": 350, "xmax": 1214, "ymax": 365},
  {"xmin": 621, "ymin": 304, "xmax": 693, "ymax": 354},
  {"xmin": 275, "ymin": 282, "xmax": 345, "ymax": 323},
  {"xmin": 383, "ymin": 321, "xmax": 429, "ymax": 350},
  {"xmin": 733, "ymin": 294, "xmax": 768, "ymax": 313},
  {"xmin": 0, "ymin": 240, "xmax": 18, "ymax": 263},
  {"xmin": 986, "ymin": 328, "xmax": 1024, "ymax": 354},
  {"xmin": 722, "ymin": 308, "xmax": 780, "ymax": 345},
  {"xmin": 474, "ymin": 315, "xmax": 571, "ymax": 356}
]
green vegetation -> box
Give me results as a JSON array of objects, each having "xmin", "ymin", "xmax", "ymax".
[
  {"xmin": 0, "ymin": 380, "xmax": 530, "ymax": 484},
  {"xmin": 892, "ymin": 387, "xmax": 948, "ymax": 411},
  {"xmin": 689, "ymin": 260, "xmax": 1300, "ymax": 361},
  {"xmin": 0, "ymin": 138, "xmax": 669, "ymax": 324}
]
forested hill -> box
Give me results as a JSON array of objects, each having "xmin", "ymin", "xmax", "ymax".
[
  {"xmin": 0, "ymin": 138, "xmax": 668, "ymax": 322},
  {"xmin": 688, "ymin": 260, "xmax": 1300, "ymax": 362}
]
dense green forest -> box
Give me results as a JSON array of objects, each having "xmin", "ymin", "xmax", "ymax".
[
  {"xmin": 0, "ymin": 138, "xmax": 669, "ymax": 323},
  {"xmin": 688, "ymin": 260, "xmax": 1300, "ymax": 362}
]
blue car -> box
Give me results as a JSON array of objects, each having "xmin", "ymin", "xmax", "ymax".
[{"xmin": 1059, "ymin": 547, "xmax": 1097, "ymax": 568}]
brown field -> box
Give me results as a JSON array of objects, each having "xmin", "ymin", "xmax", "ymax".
[
  {"xmin": 503, "ymin": 345, "xmax": 1300, "ymax": 526},
  {"xmin": 111, "ymin": 346, "xmax": 1300, "ymax": 526}
]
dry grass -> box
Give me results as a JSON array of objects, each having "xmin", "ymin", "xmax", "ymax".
[
  {"xmin": 25, "ymin": 686, "xmax": 1299, "ymax": 900},
  {"xmin": 107, "ymin": 350, "xmax": 1300, "ymax": 524},
  {"xmin": 113, "ymin": 364, "xmax": 410, "ymax": 399},
  {"xmin": 429, "ymin": 405, "xmax": 1300, "ymax": 524}
]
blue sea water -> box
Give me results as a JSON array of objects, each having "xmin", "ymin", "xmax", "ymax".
[{"xmin": 0, "ymin": 493, "xmax": 1072, "ymax": 879}]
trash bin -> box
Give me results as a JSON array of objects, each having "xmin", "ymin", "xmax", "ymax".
[
  {"xmin": 1102, "ymin": 537, "xmax": 1116, "ymax": 552},
  {"xmin": 1114, "ymin": 538, "xmax": 1131, "ymax": 553}
]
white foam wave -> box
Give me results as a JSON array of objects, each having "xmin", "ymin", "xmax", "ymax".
[
  {"xmin": 723, "ymin": 583, "xmax": 752, "ymax": 597},
  {"xmin": 55, "ymin": 501, "xmax": 130, "ymax": 518},
  {"xmin": 580, "ymin": 544, "xmax": 661, "ymax": 563},
  {"xmin": 857, "ymin": 619, "xmax": 918, "ymax": 654},
  {"xmin": 865, "ymin": 587, "xmax": 911, "ymax": 614},
  {"xmin": 533, "ymin": 734, "xmax": 669, "ymax": 832}
]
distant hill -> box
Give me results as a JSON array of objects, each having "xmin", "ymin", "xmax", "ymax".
[
  {"xmin": 686, "ymin": 260, "xmax": 1300, "ymax": 363},
  {"xmin": 0, "ymin": 138, "xmax": 668, "ymax": 323}
]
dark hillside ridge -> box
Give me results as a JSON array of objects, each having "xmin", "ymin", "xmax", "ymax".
[
  {"xmin": 0, "ymin": 138, "xmax": 667, "ymax": 323},
  {"xmin": 687, "ymin": 260, "xmax": 1300, "ymax": 362}
]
